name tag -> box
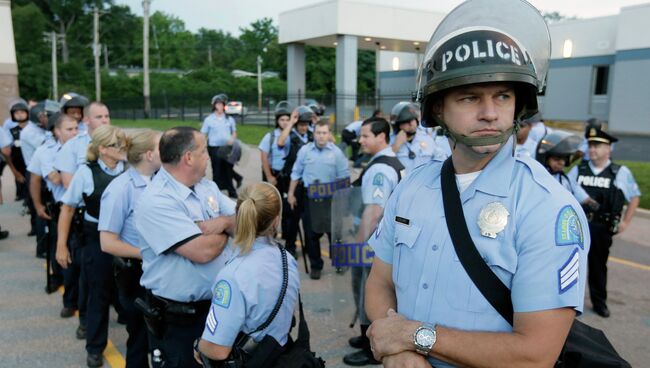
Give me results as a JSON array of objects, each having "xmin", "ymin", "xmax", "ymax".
[{"xmin": 307, "ymin": 178, "xmax": 350, "ymax": 199}]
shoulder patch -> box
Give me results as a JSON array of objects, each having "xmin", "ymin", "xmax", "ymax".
[
  {"xmin": 555, "ymin": 205, "xmax": 584, "ymax": 249},
  {"xmin": 558, "ymin": 248, "xmax": 580, "ymax": 294},
  {"xmin": 206, "ymin": 305, "xmax": 218, "ymax": 334},
  {"xmin": 212, "ymin": 280, "xmax": 232, "ymax": 309},
  {"xmin": 372, "ymin": 173, "xmax": 384, "ymax": 186}
]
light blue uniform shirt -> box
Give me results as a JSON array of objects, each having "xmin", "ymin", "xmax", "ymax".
[
  {"xmin": 433, "ymin": 134, "xmax": 452, "ymax": 157},
  {"xmin": 344, "ymin": 120, "xmax": 363, "ymax": 136},
  {"xmin": 61, "ymin": 159, "xmax": 125, "ymax": 222},
  {"xmin": 19, "ymin": 122, "xmax": 46, "ymax": 166},
  {"xmin": 361, "ymin": 147, "xmax": 399, "ymax": 207},
  {"xmin": 369, "ymin": 139, "xmax": 589, "ymax": 368},
  {"xmin": 2, "ymin": 118, "xmax": 17, "ymax": 132},
  {"xmin": 99, "ymin": 167, "xmax": 153, "ymax": 248},
  {"xmin": 553, "ymin": 172, "xmax": 590, "ymax": 204},
  {"xmin": 258, "ymin": 129, "xmax": 290, "ymax": 171},
  {"xmin": 0, "ymin": 126, "xmax": 13, "ymax": 149},
  {"xmin": 135, "ymin": 167, "xmax": 236, "ymax": 302},
  {"xmin": 567, "ymin": 160, "xmax": 641, "ymax": 202},
  {"xmin": 201, "ymin": 113, "xmax": 236, "ymax": 147},
  {"xmin": 28, "ymin": 140, "xmax": 66, "ymax": 202},
  {"xmin": 201, "ymin": 237, "xmax": 300, "ymax": 346},
  {"xmin": 54, "ymin": 132, "xmax": 91, "ymax": 174},
  {"xmin": 290, "ymin": 142, "xmax": 349, "ymax": 187},
  {"xmin": 390, "ymin": 131, "xmax": 438, "ymax": 175},
  {"xmin": 77, "ymin": 122, "xmax": 88, "ymax": 135},
  {"xmin": 515, "ymin": 137, "xmax": 537, "ymax": 159}
]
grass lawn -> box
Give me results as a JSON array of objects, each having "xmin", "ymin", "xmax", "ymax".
[
  {"xmin": 112, "ymin": 119, "xmax": 650, "ymax": 209},
  {"xmin": 112, "ymin": 119, "xmax": 270, "ymax": 146}
]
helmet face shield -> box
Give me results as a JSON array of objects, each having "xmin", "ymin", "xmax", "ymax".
[
  {"xmin": 295, "ymin": 106, "xmax": 314, "ymax": 123},
  {"xmin": 211, "ymin": 93, "xmax": 229, "ymax": 106},
  {"xmin": 536, "ymin": 130, "xmax": 583, "ymax": 167},
  {"xmin": 274, "ymin": 100, "xmax": 293, "ymax": 119},
  {"xmin": 59, "ymin": 92, "xmax": 89, "ymax": 109},
  {"xmin": 417, "ymin": 0, "xmax": 550, "ymax": 128}
]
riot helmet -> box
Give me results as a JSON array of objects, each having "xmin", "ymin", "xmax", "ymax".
[
  {"xmin": 390, "ymin": 102, "xmax": 420, "ymax": 134},
  {"xmin": 59, "ymin": 92, "xmax": 89, "ymax": 122},
  {"xmin": 29, "ymin": 102, "xmax": 46, "ymax": 127},
  {"xmin": 535, "ymin": 130, "xmax": 582, "ymax": 169},
  {"xmin": 295, "ymin": 106, "xmax": 314, "ymax": 123},
  {"xmin": 416, "ymin": 0, "xmax": 550, "ymax": 148},
  {"xmin": 274, "ymin": 100, "xmax": 293, "ymax": 119},
  {"xmin": 47, "ymin": 111, "xmax": 62, "ymax": 132},
  {"xmin": 9, "ymin": 98, "xmax": 29, "ymax": 122},
  {"xmin": 308, "ymin": 103, "xmax": 320, "ymax": 116},
  {"xmin": 211, "ymin": 93, "xmax": 228, "ymax": 107}
]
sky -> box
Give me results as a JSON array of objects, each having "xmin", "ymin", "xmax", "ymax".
[{"xmin": 115, "ymin": 0, "xmax": 650, "ymax": 35}]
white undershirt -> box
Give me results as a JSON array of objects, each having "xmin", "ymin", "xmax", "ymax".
[
  {"xmin": 140, "ymin": 173, "xmax": 153, "ymax": 184},
  {"xmin": 455, "ymin": 170, "xmax": 482, "ymax": 193}
]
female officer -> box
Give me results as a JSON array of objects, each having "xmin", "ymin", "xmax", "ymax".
[
  {"xmin": 56, "ymin": 125, "xmax": 127, "ymax": 368},
  {"xmin": 99, "ymin": 129, "xmax": 161, "ymax": 367},
  {"xmin": 194, "ymin": 182, "xmax": 300, "ymax": 364},
  {"xmin": 201, "ymin": 94, "xmax": 238, "ymax": 198}
]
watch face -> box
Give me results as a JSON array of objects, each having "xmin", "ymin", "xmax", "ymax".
[{"xmin": 416, "ymin": 328, "xmax": 435, "ymax": 347}]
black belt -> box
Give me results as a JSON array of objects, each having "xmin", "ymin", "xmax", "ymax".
[{"xmin": 146, "ymin": 290, "xmax": 211, "ymax": 325}]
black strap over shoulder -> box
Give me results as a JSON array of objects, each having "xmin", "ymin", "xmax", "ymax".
[
  {"xmin": 250, "ymin": 245, "xmax": 289, "ymax": 334},
  {"xmin": 352, "ymin": 155, "xmax": 405, "ymax": 187},
  {"xmin": 440, "ymin": 157, "xmax": 514, "ymax": 325}
]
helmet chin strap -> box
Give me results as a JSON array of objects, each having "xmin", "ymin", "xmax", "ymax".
[{"xmin": 437, "ymin": 117, "xmax": 520, "ymax": 152}]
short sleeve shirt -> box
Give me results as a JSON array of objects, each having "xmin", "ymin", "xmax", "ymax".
[
  {"xmin": 201, "ymin": 113, "xmax": 236, "ymax": 147},
  {"xmin": 290, "ymin": 142, "xmax": 350, "ymax": 187},
  {"xmin": 54, "ymin": 132, "xmax": 91, "ymax": 174},
  {"xmin": 361, "ymin": 147, "xmax": 399, "ymax": 208},
  {"xmin": 258, "ymin": 129, "xmax": 290, "ymax": 171},
  {"xmin": 135, "ymin": 167, "xmax": 236, "ymax": 302},
  {"xmin": 201, "ymin": 237, "xmax": 300, "ymax": 347}
]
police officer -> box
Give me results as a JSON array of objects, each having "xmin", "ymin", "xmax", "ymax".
[
  {"xmin": 390, "ymin": 102, "xmax": 442, "ymax": 175},
  {"xmin": 201, "ymin": 93, "xmax": 238, "ymax": 198},
  {"xmin": 60, "ymin": 92, "xmax": 90, "ymax": 133},
  {"xmin": 525, "ymin": 111, "xmax": 547, "ymax": 147},
  {"xmin": 99, "ymin": 129, "xmax": 161, "ymax": 367},
  {"xmin": 343, "ymin": 117, "xmax": 403, "ymax": 366},
  {"xmin": 568, "ymin": 127, "xmax": 641, "ymax": 318},
  {"xmin": 342, "ymin": 110, "xmax": 383, "ymax": 165},
  {"xmin": 30, "ymin": 113, "xmax": 80, "ymax": 310},
  {"xmin": 55, "ymin": 101, "xmax": 110, "ymax": 188},
  {"xmin": 365, "ymin": 1, "xmax": 590, "ymax": 366},
  {"xmin": 278, "ymin": 106, "xmax": 314, "ymax": 255},
  {"xmin": 288, "ymin": 120, "xmax": 350, "ymax": 280},
  {"xmin": 5, "ymin": 98, "xmax": 30, "ymax": 202},
  {"xmin": 536, "ymin": 130, "xmax": 592, "ymax": 204},
  {"xmin": 134, "ymin": 127, "xmax": 236, "ymax": 367},
  {"xmin": 194, "ymin": 182, "xmax": 300, "ymax": 365},
  {"xmin": 514, "ymin": 118, "xmax": 537, "ymax": 158},
  {"xmin": 56, "ymin": 125, "xmax": 127, "ymax": 367}
]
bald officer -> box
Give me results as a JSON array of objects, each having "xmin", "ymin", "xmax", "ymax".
[{"xmin": 135, "ymin": 126, "xmax": 236, "ymax": 367}]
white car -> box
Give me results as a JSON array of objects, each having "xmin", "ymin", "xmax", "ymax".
[{"xmin": 225, "ymin": 101, "xmax": 245, "ymax": 115}]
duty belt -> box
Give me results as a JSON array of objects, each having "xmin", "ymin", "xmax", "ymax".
[{"xmin": 146, "ymin": 290, "xmax": 211, "ymax": 325}]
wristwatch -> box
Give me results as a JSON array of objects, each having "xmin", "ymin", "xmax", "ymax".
[{"xmin": 413, "ymin": 323, "xmax": 437, "ymax": 356}]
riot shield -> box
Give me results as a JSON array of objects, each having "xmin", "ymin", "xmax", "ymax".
[
  {"xmin": 330, "ymin": 186, "xmax": 374, "ymax": 268},
  {"xmin": 306, "ymin": 178, "xmax": 349, "ymax": 234}
]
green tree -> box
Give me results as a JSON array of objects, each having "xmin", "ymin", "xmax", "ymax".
[
  {"xmin": 149, "ymin": 11, "xmax": 197, "ymax": 70},
  {"xmin": 11, "ymin": 3, "xmax": 51, "ymax": 99}
]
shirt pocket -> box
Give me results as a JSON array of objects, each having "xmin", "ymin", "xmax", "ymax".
[
  {"xmin": 444, "ymin": 250, "xmax": 516, "ymax": 313},
  {"xmin": 392, "ymin": 223, "xmax": 422, "ymax": 294}
]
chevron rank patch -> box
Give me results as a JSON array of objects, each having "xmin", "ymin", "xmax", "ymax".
[
  {"xmin": 206, "ymin": 306, "xmax": 218, "ymax": 334},
  {"xmin": 213, "ymin": 280, "xmax": 232, "ymax": 309},
  {"xmin": 555, "ymin": 205, "xmax": 584, "ymax": 249},
  {"xmin": 558, "ymin": 248, "xmax": 580, "ymax": 294}
]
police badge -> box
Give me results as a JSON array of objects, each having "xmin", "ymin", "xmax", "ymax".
[
  {"xmin": 207, "ymin": 196, "xmax": 219, "ymax": 213},
  {"xmin": 477, "ymin": 202, "xmax": 509, "ymax": 238}
]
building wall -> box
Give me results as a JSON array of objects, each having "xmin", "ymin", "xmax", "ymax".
[
  {"xmin": 377, "ymin": 70, "xmax": 415, "ymax": 113},
  {"xmin": 609, "ymin": 53, "xmax": 650, "ymax": 134},
  {"xmin": 0, "ymin": 0, "xmax": 18, "ymax": 122}
]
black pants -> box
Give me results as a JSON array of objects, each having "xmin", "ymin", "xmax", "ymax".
[
  {"xmin": 119, "ymin": 285, "xmax": 149, "ymax": 368},
  {"xmin": 154, "ymin": 302, "xmax": 210, "ymax": 368},
  {"xmin": 82, "ymin": 222, "xmax": 116, "ymax": 355},
  {"xmin": 302, "ymin": 195, "xmax": 331, "ymax": 270},
  {"xmin": 588, "ymin": 222, "xmax": 613, "ymax": 310},
  {"xmin": 208, "ymin": 146, "xmax": 237, "ymax": 197},
  {"xmin": 63, "ymin": 231, "xmax": 86, "ymax": 325},
  {"xmin": 24, "ymin": 172, "xmax": 37, "ymax": 235},
  {"xmin": 44, "ymin": 216, "xmax": 63, "ymax": 286}
]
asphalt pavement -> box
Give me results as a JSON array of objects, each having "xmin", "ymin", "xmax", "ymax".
[{"xmin": 0, "ymin": 144, "xmax": 648, "ymax": 368}]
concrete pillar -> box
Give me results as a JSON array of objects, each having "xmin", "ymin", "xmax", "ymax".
[
  {"xmin": 336, "ymin": 35, "xmax": 357, "ymax": 129},
  {"xmin": 287, "ymin": 43, "xmax": 305, "ymax": 107},
  {"xmin": 0, "ymin": 0, "xmax": 19, "ymax": 122}
]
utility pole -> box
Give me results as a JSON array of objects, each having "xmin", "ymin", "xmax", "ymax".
[
  {"xmin": 208, "ymin": 45, "xmax": 212, "ymax": 67},
  {"xmin": 257, "ymin": 55, "xmax": 263, "ymax": 112},
  {"xmin": 50, "ymin": 32, "xmax": 58, "ymax": 100},
  {"xmin": 104, "ymin": 44, "xmax": 109, "ymax": 69},
  {"xmin": 93, "ymin": 7, "xmax": 101, "ymax": 101},
  {"xmin": 143, "ymin": 0, "xmax": 151, "ymax": 118}
]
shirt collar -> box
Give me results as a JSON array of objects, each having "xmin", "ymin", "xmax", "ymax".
[
  {"xmin": 588, "ymin": 160, "xmax": 611, "ymax": 173},
  {"xmin": 252, "ymin": 236, "xmax": 275, "ymax": 250},
  {"xmin": 127, "ymin": 166, "xmax": 148, "ymax": 188},
  {"xmin": 425, "ymin": 137, "xmax": 515, "ymax": 199},
  {"xmin": 97, "ymin": 158, "xmax": 125, "ymax": 175},
  {"xmin": 371, "ymin": 146, "xmax": 395, "ymax": 161},
  {"xmin": 312, "ymin": 142, "xmax": 333, "ymax": 151},
  {"xmin": 158, "ymin": 166, "xmax": 195, "ymax": 200}
]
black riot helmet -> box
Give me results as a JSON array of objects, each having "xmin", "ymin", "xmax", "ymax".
[
  {"xmin": 536, "ymin": 130, "xmax": 583, "ymax": 168},
  {"xmin": 295, "ymin": 106, "xmax": 314, "ymax": 123},
  {"xmin": 390, "ymin": 102, "xmax": 420, "ymax": 133},
  {"xmin": 416, "ymin": 0, "xmax": 550, "ymax": 148},
  {"xmin": 211, "ymin": 93, "xmax": 228, "ymax": 107},
  {"xmin": 274, "ymin": 100, "xmax": 293, "ymax": 119},
  {"xmin": 9, "ymin": 98, "xmax": 29, "ymax": 122},
  {"xmin": 47, "ymin": 111, "xmax": 62, "ymax": 132},
  {"xmin": 59, "ymin": 92, "xmax": 89, "ymax": 112},
  {"xmin": 29, "ymin": 103, "xmax": 46, "ymax": 126}
]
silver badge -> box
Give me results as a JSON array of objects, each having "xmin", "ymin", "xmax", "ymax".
[
  {"xmin": 477, "ymin": 202, "xmax": 509, "ymax": 239},
  {"xmin": 207, "ymin": 196, "xmax": 219, "ymax": 213}
]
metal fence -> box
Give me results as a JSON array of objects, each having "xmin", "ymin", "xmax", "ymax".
[{"xmin": 104, "ymin": 91, "xmax": 415, "ymax": 131}]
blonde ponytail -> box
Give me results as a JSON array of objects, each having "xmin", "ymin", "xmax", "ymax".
[
  {"xmin": 86, "ymin": 125, "xmax": 126, "ymax": 162},
  {"xmin": 234, "ymin": 182, "xmax": 282, "ymax": 254}
]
